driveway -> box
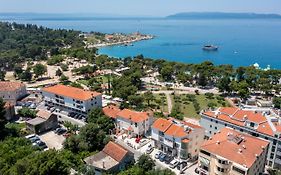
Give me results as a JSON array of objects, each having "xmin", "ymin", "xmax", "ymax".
[{"xmin": 39, "ymin": 131, "xmax": 65, "ymax": 150}]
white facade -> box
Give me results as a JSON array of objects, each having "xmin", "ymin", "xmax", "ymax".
[
  {"xmin": 42, "ymin": 90, "xmax": 102, "ymax": 115},
  {"xmin": 200, "ymin": 110, "xmax": 281, "ymax": 169},
  {"xmin": 116, "ymin": 114, "xmax": 153, "ymax": 136},
  {"xmin": 152, "ymin": 118, "xmax": 205, "ymax": 160},
  {"xmin": 0, "ymin": 83, "xmax": 27, "ymax": 103}
]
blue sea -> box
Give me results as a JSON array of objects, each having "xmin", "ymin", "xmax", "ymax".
[{"xmin": 1, "ymin": 17, "xmax": 281, "ymax": 68}]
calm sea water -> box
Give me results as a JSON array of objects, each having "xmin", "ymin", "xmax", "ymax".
[{"xmin": 2, "ymin": 18, "xmax": 281, "ymax": 68}]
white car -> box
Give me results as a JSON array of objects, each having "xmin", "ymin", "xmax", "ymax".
[
  {"xmin": 169, "ymin": 160, "xmax": 179, "ymax": 169},
  {"xmin": 25, "ymin": 134, "xmax": 36, "ymax": 139},
  {"xmin": 146, "ymin": 147, "xmax": 154, "ymax": 154},
  {"xmin": 154, "ymin": 151, "xmax": 162, "ymax": 159}
]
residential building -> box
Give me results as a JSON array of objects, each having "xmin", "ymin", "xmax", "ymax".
[
  {"xmin": 0, "ymin": 81, "xmax": 27, "ymax": 103},
  {"xmin": 200, "ymin": 107, "xmax": 281, "ymax": 168},
  {"xmin": 26, "ymin": 110, "xmax": 58, "ymax": 134},
  {"xmin": 151, "ymin": 118, "xmax": 205, "ymax": 160},
  {"xmin": 84, "ymin": 141, "xmax": 134, "ymax": 175},
  {"xmin": 117, "ymin": 109, "xmax": 154, "ymax": 137},
  {"xmin": 199, "ymin": 127, "xmax": 269, "ymax": 175},
  {"xmin": 42, "ymin": 84, "xmax": 102, "ymax": 115},
  {"xmin": 103, "ymin": 105, "xmax": 153, "ymax": 137}
]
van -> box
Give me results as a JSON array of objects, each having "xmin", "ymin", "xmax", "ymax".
[{"xmin": 169, "ymin": 160, "xmax": 179, "ymax": 169}]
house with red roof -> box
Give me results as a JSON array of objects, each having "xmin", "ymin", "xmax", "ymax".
[
  {"xmin": 200, "ymin": 107, "xmax": 281, "ymax": 169},
  {"xmin": 42, "ymin": 84, "xmax": 102, "ymax": 116},
  {"xmin": 198, "ymin": 127, "xmax": 269, "ymax": 175},
  {"xmin": 84, "ymin": 141, "xmax": 134, "ymax": 175},
  {"xmin": 102, "ymin": 106, "xmax": 153, "ymax": 137},
  {"xmin": 151, "ymin": 117, "xmax": 205, "ymax": 160},
  {"xmin": 0, "ymin": 81, "xmax": 27, "ymax": 103}
]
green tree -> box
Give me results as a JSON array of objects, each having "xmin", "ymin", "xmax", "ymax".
[
  {"xmin": 137, "ymin": 154, "xmax": 155, "ymax": 171},
  {"xmin": 18, "ymin": 107, "xmax": 37, "ymax": 118},
  {"xmin": 217, "ymin": 77, "xmax": 231, "ymax": 94},
  {"xmin": 56, "ymin": 68, "xmax": 63, "ymax": 77},
  {"xmin": 20, "ymin": 68, "xmax": 32, "ymax": 81},
  {"xmin": 86, "ymin": 108, "xmax": 114, "ymax": 134},
  {"xmin": 33, "ymin": 63, "xmax": 47, "ymax": 78},
  {"xmin": 0, "ymin": 98, "xmax": 6, "ymax": 133},
  {"xmin": 273, "ymin": 97, "xmax": 281, "ymax": 109},
  {"xmin": 143, "ymin": 91, "xmax": 155, "ymax": 107},
  {"xmin": 60, "ymin": 74, "xmax": 69, "ymax": 83}
]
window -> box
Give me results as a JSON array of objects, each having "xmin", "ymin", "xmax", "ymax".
[
  {"xmin": 210, "ymin": 125, "xmax": 212, "ymax": 128},
  {"xmin": 217, "ymin": 167, "xmax": 225, "ymax": 172},
  {"xmin": 250, "ymin": 122, "xmax": 255, "ymax": 127},
  {"xmin": 233, "ymin": 166, "xmax": 245, "ymax": 175},
  {"xmin": 215, "ymin": 121, "xmax": 218, "ymax": 124},
  {"xmin": 209, "ymin": 131, "xmax": 212, "ymax": 134},
  {"xmin": 218, "ymin": 159, "xmax": 227, "ymax": 165},
  {"xmin": 215, "ymin": 127, "xmax": 217, "ymax": 130},
  {"xmin": 200, "ymin": 150, "xmax": 211, "ymax": 156}
]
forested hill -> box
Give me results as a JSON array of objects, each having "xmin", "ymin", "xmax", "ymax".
[
  {"xmin": 0, "ymin": 22, "xmax": 84, "ymax": 69},
  {"xmin": 166, "ymin": 12, "xmax": 281, "ymax": 19}
]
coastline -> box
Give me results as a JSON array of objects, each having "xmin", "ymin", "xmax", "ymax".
[{"xmin": 86, "ymin": 35, "xmax": 154, "ymax": 48}]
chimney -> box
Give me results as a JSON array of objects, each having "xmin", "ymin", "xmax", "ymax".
[
  {"xmin": 216, "ymin": 141, "xmax": 220, "ymax": 145},
  {"xmin": 238, "ymin": 149, "xmax": 242, "ymax": 153},
  {"xmin": 242, "ymin": 145, "xmax": 246, "ymax": 149}
]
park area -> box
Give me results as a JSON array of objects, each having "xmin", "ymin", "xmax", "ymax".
[{"xmin": 171, "ymin": 93, "xmax": 230, "ymax": 119}]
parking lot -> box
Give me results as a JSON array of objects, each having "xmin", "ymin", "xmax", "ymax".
[
  {"xmin": 115, "ymin": 136, "xmax": 199, "ymax": 175},
  {"xmin": 39, "ymin": 131, "xmax": 65, "ymax": 150}
]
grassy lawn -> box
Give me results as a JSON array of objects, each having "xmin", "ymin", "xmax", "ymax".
[
  {"xmin": 142, "ymin": 93, "xmax": 169, "ymax": 113},
  {"xmin": 171, "ymin": 94, "xmax": 230, "ymax": 119}
]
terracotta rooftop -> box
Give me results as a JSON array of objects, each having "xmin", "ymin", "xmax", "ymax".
[
  {"xmin": 37, "ymin": 110, "xmax": 52, "ymax": 120},
  {"xmin": 202, "ymin": 107, "xmax": 277, "ymax": 136},
  {"xmin": 152, "ymin": 118, "xmax": 202, "ymax": 138},
  {"xmin": 102, "ymin": 141, "xmax": 128, "ymax": 162},
  {"xmin": 102, "ymin": 105, "xmax": 121, "ymax": 119},
  {"xmin": 42, "ymin": 84, "xmax": 101, "ymax": 101},
  {"xmin": 201, "ymin": 127, "xmax": 269, "ymax": 168},
  {"xmin": 117, "ymin": 109, "xmax": 149, "ymax": 123},
  {"xmin": 0, "ymin": 81, "xmax": 25, "ymax": 92}
]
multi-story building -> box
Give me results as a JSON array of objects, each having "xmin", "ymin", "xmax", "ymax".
[
  {"xmin": 199, "ymin": 127, "xmax": 269, "ymax": 175},
  {"xmin": 0, "ymin": 81, "xmax": 27, "ymax": 103},
  {"xmin": 116, "ymin": 109, "xmax": 153, "ymax": 137},
  {"xmin": 151, "ymin": 118, "xmax": 205, "ymax": 160},
  {"xmin": 200, "ymin": 107, "xmax": 281, "ymax": 168},
  {"xmin": 42, "ymin": 84, "xmax": 102, "ymax": 115},
  {"xmin": 103, "ymin": 105, "xmax": 153, "ymax": 137}
]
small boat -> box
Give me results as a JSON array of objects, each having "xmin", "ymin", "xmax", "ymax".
[{"xmin": 203, "ymin": 45, "xmax": 218, "ymax": 51}]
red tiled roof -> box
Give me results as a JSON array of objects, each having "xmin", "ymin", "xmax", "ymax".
[
  {"xmin": 42, "ymin": 84, "xmax": 101, "ymax": 101},
  {"xmin": 103, "ymin": 105, "xmax": 121, "ymax": 119},
  {"xmin": 117, "ymin": 109, "xmax": 149, "ymax": 123},
  {"xmin": 203, "ymin": 107, "xmax": 274, "ymax": 136},
  {"xmin": 152, "ymin": 118, "xmax": 173, "ymax": 132},
  {"xmin": 102, "ymin": 141, "xmax": 128, "ymax": 162},
  {"xmin": 152, "ymin": 118, "xmax": 201, "ymax": 138},
  {"xmin": 0, "ymin": 81, "xmax": 25, "ymax": 91},
  {"xmin": 201, "ymin": 128, "xmax": 269, "ymax": 168}
]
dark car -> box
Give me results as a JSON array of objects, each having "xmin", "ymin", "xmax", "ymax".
[
  {"xmin": 55, "ymin": 128, "xmax": 67, "ymax": 135},
  {"xmin": 176, "ymin": 162, "xmax": 188, "ymax": 171},
  {"xmin": 159, "ymin": 153, "xmax": 166, "ymax": 162},
  {"xmin": 164, "ymin": 155, "xmax": 173, "ymax": 164}
]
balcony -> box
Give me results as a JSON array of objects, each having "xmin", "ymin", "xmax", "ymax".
[
  {"xmin": 215, "ymin": 159, "xmax": 230, "ymax": 169},
  {"xmin": 214, "ymin": 167, "xmax": 228, "ymax": 175}
]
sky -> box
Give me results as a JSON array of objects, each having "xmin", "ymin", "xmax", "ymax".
[{"xmin": 0, "ymin": 0, "xmax": 281, "ymax": 17}]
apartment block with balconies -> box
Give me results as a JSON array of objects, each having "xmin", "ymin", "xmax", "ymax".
[
  {"xmin": 198, "ymin": 127, "xmax": 269, "ymax": 175},
  {"xmin": 200, "ymin": 107, "xmax": 281, "ymax": 169},
  {"xmin": 151, "ymin": 118, "xmax": 205, "ymax": 160},
  {"xmin": 42, "ymin": 84, "xmax": 102, "ymax": 115}
]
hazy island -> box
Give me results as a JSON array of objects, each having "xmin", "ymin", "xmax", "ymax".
[{"xmin": 167, "ymin": 12, "xmax": 281, "ymax": 19}]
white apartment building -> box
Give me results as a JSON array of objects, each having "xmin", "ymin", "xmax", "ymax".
[
  {"xmin": 200, "ymin": 107, "xmax": 281, "ymax": 168},
  {"xmin": 116, "ymin": 109, "xmax": 153, "ymax": 137},
  {"xmin": 0, "ymin": 81, "xmax": 27, "ymax": 103},
  {"xmin": 199, "ymin": 127, "xmax": 269, "ymax": 175},
  {"xmin": 151, "ymin": 118, "xmax": 205, "ymax": 160},
  {"xmin": 42, "ymin": 84, "xmax": 102, "ymax": 115}
]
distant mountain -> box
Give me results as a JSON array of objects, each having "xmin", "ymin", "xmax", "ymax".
[{"xmin": 166, "ymin": 12, "xmax": 281, "ymax": 19}]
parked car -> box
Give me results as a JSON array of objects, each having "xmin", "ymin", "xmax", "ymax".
[
  {"xmin": 33, "ymin": 141, "xmax": 48, "ymax": 149},
  {"xmin": 55, "ymin": 128, "xmax": 67, "ymax": 135},
  {"xmin": 159, "ymin": 153, "xmax": 166, "ymax": 162},
  {"xmin": 146, "ymin": 147, "xmax": 154, "ymax": 154},
  {"xmin": 169, "ymin": 160, "xmax": 179, "ymax": 169},
  {"xmin": 164, "ymin": 155, "xmax": 173, "ymax": 164},
  {"xmin": 25, "ymin": 134, "xmax": 36, "ymax": 139},
  {"xmin": 177, "ymin": 162, "xmax": 188, "ymax": 171},
  {"xmin": 29, "ymin": 136, "xmax": 40, "ymax": 143},
  {"xmin": 155, "ymin": 151, "xmax": 162, "ymax": 159}
]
